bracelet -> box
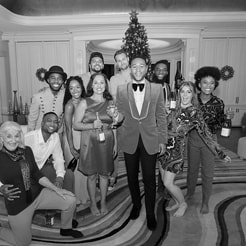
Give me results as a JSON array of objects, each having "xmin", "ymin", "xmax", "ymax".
[{"xmin": 113, "ymin": 112, "xmax": 119, "ymax": 118}]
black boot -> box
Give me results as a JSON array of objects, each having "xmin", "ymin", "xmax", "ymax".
[{"xmin": 129, "ymin": 205, "xmax": 142, "ymax": 220}]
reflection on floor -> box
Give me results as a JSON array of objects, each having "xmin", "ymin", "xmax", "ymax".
[{"xmin": 0, "ymin": 128, "xmax": 246, "ymax": 245}]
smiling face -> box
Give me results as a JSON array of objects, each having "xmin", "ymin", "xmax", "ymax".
[
  {"xmin": 115, "ymin": 53, "xmax": 129, "ymax": 71},
  {"xmin": 199, "ymin": 76, "xmax": 216, "ymax": 95},
  {"xmin": 2, "ymin": 129, "xmax": 21, "ymax": 151},
  {"xmin": 154, "ymin": 63, "xmax": 168, "ymax": 80},
  {"xmin": 130, "ymin": 57, "xmax": 148, "ymax": 82},
  {"xmin": 180, "ymin": 85, "xmax": 193, "ymax": 108},
  {"xmin": 69, "ymin": 79, "xmax": 82, "ymax": 99},
  {"xmin": 92, "ymin": 74, "xmax": 106, "ymax": 95},
  {"xmin": 41, "ymin": 113, "xmax": 59, "ymax": 134},
  {"xmin": 90, "ymin": 57, "xmax": 104, "ymax": 73},
  {"xmin": 47, "ymin": 73, "xmax": 64, "ymax": 92}
]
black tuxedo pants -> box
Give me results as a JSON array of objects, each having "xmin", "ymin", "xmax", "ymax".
[{"xmin": 124, "ymin": 135, "xmax": 157, "ymax": 217}]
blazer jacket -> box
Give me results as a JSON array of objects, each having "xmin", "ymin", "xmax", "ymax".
[
  {"xmin": 116, "ymin": 80, "xmax": 167, "ymax": 155},
  {"xmin": 28, "ymin": 87, "xmax": 64, "ymax": 132}
]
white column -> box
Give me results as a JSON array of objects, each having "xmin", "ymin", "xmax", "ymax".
[
  {"xmin": 72, "ymin": 40, "xmax": 88, "ymax": 76},
  {"xmin": 8, "ymin": 39, "xmax": 18, "ymax": 91},
  {"xmin": 183, "ymin": 38, "xmax": 200, "ymax": 82}
]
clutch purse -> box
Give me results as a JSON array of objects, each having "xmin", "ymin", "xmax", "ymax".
[{"xmin": 67, "ymin": 158, "xmax": 77, "ymax": 172}]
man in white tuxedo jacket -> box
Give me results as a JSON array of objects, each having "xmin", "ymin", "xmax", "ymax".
[{"xmin": 116, "ymin": 55, "xmax": 167, "ymax": 231}]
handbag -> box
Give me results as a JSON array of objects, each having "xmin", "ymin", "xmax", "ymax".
[{"xmin": 67, "ymin": 158, "xmax": 78, "ymax": 172}]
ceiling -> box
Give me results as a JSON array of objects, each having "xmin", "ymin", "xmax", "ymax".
[
  {"xmin": 1, "ymin": 0, "xmax": 246, "ymax": 54},
  {"xmin": 1, "ymin": 0, "xmax": 246, "ymax": 16}
]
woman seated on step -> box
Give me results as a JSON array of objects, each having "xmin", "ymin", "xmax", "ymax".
[
  {"xmin": 0, "ymin": 121, "xmax": 83, "ymax": 246},
  {"xmin": 158, "ymin": 81, "xmax": 231, "ymax": 217}
]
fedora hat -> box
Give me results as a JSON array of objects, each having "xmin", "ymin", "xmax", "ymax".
[{"xmin": 45, "ymin": 65, "xmax": 67, "ymax": 82}]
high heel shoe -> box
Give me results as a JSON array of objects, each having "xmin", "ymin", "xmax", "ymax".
[{"xmin": 108, "ymin": 177, "xmax": 117, "ymax": 191}]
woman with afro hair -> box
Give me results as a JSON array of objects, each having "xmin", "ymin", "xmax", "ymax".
[{"xmin": 185, "ymin": 66, "xmax": 234, "ymax": 214}]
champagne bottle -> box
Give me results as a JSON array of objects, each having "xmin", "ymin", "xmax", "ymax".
[
  {"xmin": 19, "ymin": 96, "xmax": 23, "ymax": 114},
  {"xmin": 169, "ymin": 90, "xmax": 177, "ymax": 110},
  {"xmin": 96, "ymin": 112, "xmax": 105, "ymax": 142},
  {"xmin": 8, "ymin": 100, "xmax": 12, "ymax": 114},
  {"xmin": 24, "ymin": 103, "xmax": 29, "ymax": 115},
  {"xmin": 174, "ymin": 61, "xmax": 183, "ymax": 91},
  {"xmin": 221, "ymin": 115, "xmax": 232, "ymax": 137}
]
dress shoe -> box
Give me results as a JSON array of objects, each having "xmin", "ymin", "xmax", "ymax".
[
  {"xmin": 147, "ymin": 215, "xmax": 157, "ymax": 231},
  {"xmin": 72, "ymin": 219, "xmax": 78, "ymax": 228},
  {"xmin": 129, "ymin": 205, "xmax": 141, "ymax": 220},
  {"xmin": 60, "ymin": 229, "xmax": 84, "ymax": 238},
  {"xmin": 108, "ymin": 177, "xmax": 117, "ymax": 191}
]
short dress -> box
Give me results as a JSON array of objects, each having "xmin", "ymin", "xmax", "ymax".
[
  {"xmin": 78, "ymin": 98, "xmax": 114, "ymax": 176},
  {"xmin": 158, "ymin": 106, "xmax": 227, "ymax": 174}
]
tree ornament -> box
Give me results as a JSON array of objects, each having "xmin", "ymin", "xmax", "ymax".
[{"xmin": 130, "ymin": 10, "xmax": 138, "ymax": 20}]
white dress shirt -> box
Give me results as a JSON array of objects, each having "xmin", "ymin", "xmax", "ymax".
[
  {"xmin": 24, "ymin": 129, "xmax": 65, "ymax": 178},
  {"xmin": 132, "ymin": 79, "xmax": 146, "ymax": 114}
]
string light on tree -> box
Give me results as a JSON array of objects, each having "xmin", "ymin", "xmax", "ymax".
[{"xmin": 122, "ymin": 10, "xmax": 152, "ymax": 80}]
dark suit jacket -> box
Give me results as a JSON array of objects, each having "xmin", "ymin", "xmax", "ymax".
[{"xmin": 116, "ymin": 80, "xmax": 167, "ymax": 155}]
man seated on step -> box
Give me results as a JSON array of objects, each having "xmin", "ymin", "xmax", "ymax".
[{"xmin": 24, "ymin": 112, "xmax": 79, "ymax": 231}]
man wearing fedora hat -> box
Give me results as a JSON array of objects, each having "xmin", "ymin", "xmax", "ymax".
[
  {"xmin": 79, "ymin": 52, "xmax": 106, "ymax": 91},
  {"xmin": 28, "ymin": 65, "xmax": 67, "ymax": 132}
]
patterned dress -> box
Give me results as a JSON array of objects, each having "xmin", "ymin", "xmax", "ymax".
[{"xmin": 158, "ymin": 105, "xmax": 226, "ymax": 174}]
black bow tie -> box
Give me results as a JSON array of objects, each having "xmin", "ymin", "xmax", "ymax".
[{"xmin": 132, "ymin": 83, "xmax": 145, "ymax": 92}]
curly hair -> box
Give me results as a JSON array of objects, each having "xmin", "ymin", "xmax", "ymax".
[
  {"xmin": 154, "ymin": 59, "xmax": 169, "ymax": 69},
  {"xmin": 63, "ymin": 76, "xmax": 86, "ymax": 111},
  {"xmin": 86, "ymin": 73, "xmax": 113, "ymax": 101},
  {"xmin": 129, "ymin": 54, "xmax": 148, "ymax": 65},
  {"xmin": 194, "ymin": 66, "xmax": 221, "ymax": 91}
]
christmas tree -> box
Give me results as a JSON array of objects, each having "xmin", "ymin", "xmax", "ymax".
[{"xmin": 122, "ymin": 10, "xmax": 152, "ymax": 80}]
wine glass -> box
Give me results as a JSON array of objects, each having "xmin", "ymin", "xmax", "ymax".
[{"xmin": 107, "ymin": 101, "xmax": 117, "ymax": 128}]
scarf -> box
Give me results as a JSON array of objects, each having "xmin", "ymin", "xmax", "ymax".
[{"xmin": 2, "ymin": 147, "xmax": 32, "ymax": 203}]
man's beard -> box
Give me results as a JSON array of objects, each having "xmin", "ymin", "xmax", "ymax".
[
  {"xmin": 152, "ymin": 74, "xmax": 168, "ymax": 85},
  {"xmin": 119, "ymin": 64, "xmax": 129, "ymax": 71},
  {"xmin": 49, "ymin": 84, "xmax": 62, "ymax": 93},
  {"xmin": 91, "ymin": 67, "xmax": 103, "ymax": 73}
]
